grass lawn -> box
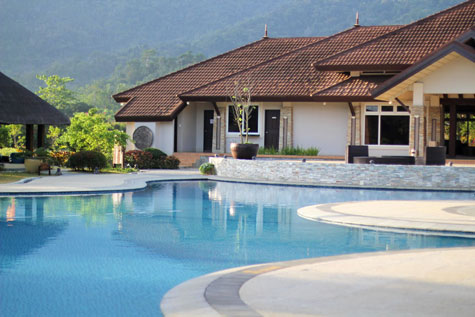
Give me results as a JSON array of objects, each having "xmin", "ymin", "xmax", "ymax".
[
  {"xmin": 0, "ymin": 167, "xmax": 136, "ymax": 184},
  {"xmin": 0, "ymin": 172, "xmax": 40, "ymax": 184}
]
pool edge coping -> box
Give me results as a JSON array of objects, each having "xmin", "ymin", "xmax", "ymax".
[
  {"xmin": 161, "ymin": 246, "xmax": 475, "ymax": 317},
  {"xmin": 1, "ymin": 173, "xmax": 474, "ymax": 196}
]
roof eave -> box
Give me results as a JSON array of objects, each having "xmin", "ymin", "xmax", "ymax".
[
  {"xmin": 313, "ymin": 64, "xmax": 409, "ymax": 71},
  {"xmin": 115, "ymin": 115, "xmax": 175, "ymax": 122},
  {"xmin": 180, "ymin": 94, "xmax": 376, "ymax": 102},
  {"xmin": 372, "ymin": 40, "xmax": 475, "ymax": 99}
]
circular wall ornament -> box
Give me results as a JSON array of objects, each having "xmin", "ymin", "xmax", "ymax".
[{"xmin": 133, "ymin": 126, "xmax": 153, "ymax": 149}]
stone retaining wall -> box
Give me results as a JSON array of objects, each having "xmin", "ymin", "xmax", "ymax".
[{"xmin": 209, "ymin": 158, "xmax": 475, "ymax": 191}]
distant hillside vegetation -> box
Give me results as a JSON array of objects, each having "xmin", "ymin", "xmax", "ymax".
[{"xmin": 0, "ymin": 0, "xmax": 461, "ymax": 91}]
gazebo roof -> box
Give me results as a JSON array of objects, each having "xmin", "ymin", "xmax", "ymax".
[{"xmin": 0, "ymin": 71, "xmax": 70, "ymax": 125}]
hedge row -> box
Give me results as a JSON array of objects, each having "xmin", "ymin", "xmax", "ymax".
[
  {"xmin": 124, "ymin": 149, "xmax": 180, "ymax": 169},
  {"xmin": 67, "ymin": 151, "xmax": 108, "ymax": 171}
]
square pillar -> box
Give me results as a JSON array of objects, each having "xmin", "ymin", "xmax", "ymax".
[
  {"xmin": 25, "ymin": 124, "xmax": 34, "ymax": 151},
  {"xmin": 37, "ymin": 125, "xmax": 46, "ymax": 148},
  {"xmin": 212, "ymin": 107, "xmax": 226, "ymax": 153},
  {"xmin": 410, "ymin": 83, "xmax": 426, "ymax": 161},
  {"xmin": 279, "ymin": 102, "xmax": 293, "ymax": 150}
]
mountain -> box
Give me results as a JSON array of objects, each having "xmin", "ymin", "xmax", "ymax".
[{"xmin": 0, "ymin": 0, "xmax": 462, "ymax": 90}]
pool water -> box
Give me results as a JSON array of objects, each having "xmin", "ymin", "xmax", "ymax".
[{"xmin": 1, "ymin": 181, "xmax": 474, "ymax": 316}]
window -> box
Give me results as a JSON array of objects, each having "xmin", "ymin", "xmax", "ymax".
[
  {"xmin": 228, "ymin": 105, "xmax": 259, "ymax": 134},
  {"xmin": 364, "ymin": 105, "xmax": 409, "ymax": 145}
]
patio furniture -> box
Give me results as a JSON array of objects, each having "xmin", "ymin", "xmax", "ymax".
[
  {"xmin": 354, "ymin": 156, "xmax": 415, "ymax": 165},
  {"xmin": 346, "ymin": 145, "xmax": 368, "ymax": 164},
  {"xmin": 9, "ymin": 153, "xmax": 24, "ymax": 164},
  {"xmin": 38, "ymin": 162, "xmax": 51, "ymax": 175}
]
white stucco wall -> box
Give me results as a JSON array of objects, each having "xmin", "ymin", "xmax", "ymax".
[
  {"xmin": 176, "ymin": 102, "xmax": 216, "ymax": 152},
  {"xmin": 155, "ymin": 121, "xmax": 175, "ymax": 155},
  {"xmin": 131, "ymin": 122, "xmax": 156, "ymax": 150},
  {"xmin": 125, "ymin": 122, "xmax": 135, "ymax": 151},
  {"xmin": 293, "ymin": 102, "xmax": 348, "ymax": 156},
  {"xmin": 423, "ymin": 55, "xmax": 475, "ymax": 94},
  {"xmin": 177, "ymin": 105, "xmax": 197, "ymax": 152},
  {"xmin": 128, "ymin": 121, "xmax": 174, "ymax": 155}
]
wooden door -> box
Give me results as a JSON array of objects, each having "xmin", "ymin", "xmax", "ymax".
[
  {"xmin": 203, "ymin": 110, "xmax": 214, "ymax": 152},
  {"xmin": 265, "ymin": 110, "xmax": 280, "ymax": 149}
]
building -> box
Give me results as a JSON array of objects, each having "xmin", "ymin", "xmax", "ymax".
[
  {"xmin": 114, "ymin": 0, "xmax": 475, "ymax": 160},
  {"xmin": 0, "ymin": 71, "xmax": 70, "ymax": 151}
]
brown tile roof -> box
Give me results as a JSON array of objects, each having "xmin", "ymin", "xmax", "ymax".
[
  {"xmin": 313, "ymin": 0, "xmax": 475, "ymax": 71},
  {"xmin": 179, "ymin": 26, "xmax": 401, "ymax": 101},
  {"xmin": 0, "ymin": 71, "xmax": 70, "ymax": 125},
  {"xmin": 372, "ymin": 29, "xmax": 475, "ymax": 100},
  {"xmin": 312, "ymin": 75, "xmax": 390, "ymax": 99},
  {"xmin": 113, "ymin": 37, "xmax": 324, "ymax": 121}
]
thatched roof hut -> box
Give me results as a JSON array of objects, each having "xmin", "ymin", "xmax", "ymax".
[
  {"xmin": 0, "ymin": 71, "xmax": 70, "ymax": 150},
  {"xmin": 0, "ymin": 71, "xmax": 70, "ymax": 125}
]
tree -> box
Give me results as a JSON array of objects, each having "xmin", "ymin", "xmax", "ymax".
[
  {"xmin": 36, "ymin": 75, "xmax": 76, "ymax": 110},
  {"xmin": 56, "ymin": 108, "xmax": 129, "ymax": 159},
  {"xmin": 5, "ymin": 124, "xmax": 24, "ymax": 147},
  {"xmin": 0, "ymin": 126, "xmax": 11, "ymax": 147},
  {"xmin": 229, "ymin": 80, "xmax": 255, "ymax": 144}
]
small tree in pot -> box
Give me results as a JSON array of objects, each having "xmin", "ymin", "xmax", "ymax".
[{"xmin": 229, "ymin": 80, "xmax": 259, "ymax": 159}]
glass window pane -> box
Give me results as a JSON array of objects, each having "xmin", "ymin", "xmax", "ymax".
[
  {"xmin": 381, "ymin": 106, "xmax": 393, "ymax": 112},
  {"xmin": 380, "ymin": 115, "xmax": 409, "ymax": 145},
  {"xmin": 365, "ymin": 116, "xmax": 379, "ymax": 144},
  {"xmin": 228, "ymin": 106, "xmax": 240, "ymax": 133},
  {"xmin": 469, "ymin": 121, "xmax": 475, "ymax": 147},
  {"xmin": 366, "ymin": 106, "xmax": 378, "ymax": 112},
  {"xmin": 245, "ymin": 106, "xmax": 259, "ymax": 133},
  {"xmin": 397, "ymin": 106, "xmax": 408, "ymax": 112}
]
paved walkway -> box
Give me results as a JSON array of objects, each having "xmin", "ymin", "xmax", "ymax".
[
  {"xmin": 299, "ymin": 200, "xmax": 475, "ymax": 238},
  {"xmin": 0, "ymin": 169, "xmax": 204, "ymax": 194},
  {"xmin": 162, "ymin": 247, "xmax": 475, "ymax": 317}
]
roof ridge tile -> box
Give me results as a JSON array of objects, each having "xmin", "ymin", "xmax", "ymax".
[
  {"xmin": 313, "ymin": 0, "xmax": 475, "ymax": 69},
  {"xmin": 113, "ymin": 37, "xmax": 324, "ymax": 99},
  {"xmin": 178, "ymin": 26, "xmax": 396, "ymax": 98}
]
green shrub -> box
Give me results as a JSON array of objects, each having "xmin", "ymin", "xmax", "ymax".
[
  {"xmin": 49, "ymin": 151, "xmax": 73, "ymax": 167},
  {"xmin": 144, "ymin": 147, "xmax": 167, "ymax": 159},
  {"xmin": 125, "ymin": 150, "xmax": 179, "ymax": 169},
  {"xmin": 258, "ymin": 147, "xmax": 278, "ymax": 155},
  {"xmin": 124, "ymin": 150, "xmax": 154, "ymax": 168},
  {"xmin": 0, "ymin": 147, "xmax": 18, "ymax": 157},
  {"xmin": 162, "ymin": 156, "xmax": 180, "ymax": 169},
  {"xmin": 67, "ymin": 151, "xmax": 108, "ymax": 171},
  {"xmin": 199, "ymin": 163, "xmax": 215, "ymax": 175},
  {"xmin": 34, "ymin": 147, "xmax": 50, "ymax": 158},
  {"xmin": 258, "ymin": 146, "xmax": 319, "ymax": 156}
]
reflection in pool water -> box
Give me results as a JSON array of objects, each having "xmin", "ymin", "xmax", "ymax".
[{"xmin": 1, "ymin": 181, "xmax": 474, "ymax": 316}]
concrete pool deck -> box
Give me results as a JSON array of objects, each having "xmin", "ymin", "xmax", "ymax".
[
  {"xmin": 299, "ymin": 200, "xmax": 475, "ymax": 238},
  {"xmin": 1, "ymin": 170, "xmax": 475, "ymax": 316},
  {"xmin": 0, "ymin": 169, "xmax": 205, "ymax": 194},
  {"xmin": 162, "ymin": 247, "xmax": 475, "ymax": 316}
]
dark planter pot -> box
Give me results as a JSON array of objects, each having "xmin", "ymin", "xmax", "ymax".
[
  {"xmin": 425, "ymin": 146, "xmax": 446, "ymax": 165},
  {"xmin": 230, "ymin": 143, "xmax": 259, "ymax": 160}
]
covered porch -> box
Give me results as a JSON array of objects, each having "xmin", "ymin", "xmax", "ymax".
[{"xmin": 371, "ymin": 32, "xmax": 475, "ymax": 162}]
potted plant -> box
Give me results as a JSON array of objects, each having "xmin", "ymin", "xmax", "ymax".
[
  {"xmin": 24, "ymin": 147, "xmax": 51, "ymax": 173},
  {"xmin": 229, "ymin": 81, "xmax": 259, "ymax": 159}
]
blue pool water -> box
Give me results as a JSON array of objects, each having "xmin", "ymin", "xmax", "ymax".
[{"xmin": 1, "ymin": 181, "xmax": 474, "ymax": 316}]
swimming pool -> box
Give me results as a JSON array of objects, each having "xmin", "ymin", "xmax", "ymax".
[{"xmin": 1, "ymin": 181, "xmax": 474, "ymax": 316}]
